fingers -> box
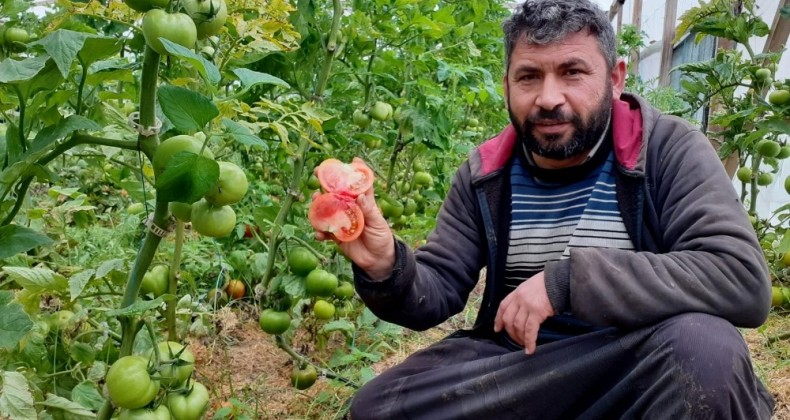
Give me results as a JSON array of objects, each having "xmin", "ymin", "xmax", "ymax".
[
  {"xmin": 523, "ymin": 317, "xmax": 540, "ymax": 355},
  {"xmin": 357, "ymin": 188, "xmax": 387, "ymax": 228}
]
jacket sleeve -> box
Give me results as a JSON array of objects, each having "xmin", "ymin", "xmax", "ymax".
[
  {"xmin": 546, "ymin": 116, "xmax": 771, "ymax": 329},
  {"xmin": 352, "ymin": 161, "xmax": 486, "ymax": 331}
]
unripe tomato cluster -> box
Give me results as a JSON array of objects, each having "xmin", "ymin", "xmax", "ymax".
[
  {"xmin": 129, "ymin": 0, "xmax": 228, "ymax": 55},
  {"xmin": 352, "ymin": 101, "xmax": 394, "ymax": 128},
  {"xmin": 155, "ymin": 134, "xmax": 249, "ymax": 238},
  {"xmin": 107, "ymin": 342, "xmax": 209, "ymax": 420}
]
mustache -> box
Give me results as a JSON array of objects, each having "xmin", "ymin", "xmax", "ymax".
[{"xmin": 526, "ymin": 108, "xmax": 575, "ymax": 124}]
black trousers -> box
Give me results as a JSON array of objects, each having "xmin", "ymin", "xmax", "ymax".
[{"xmin": 350, "ymin": 313, "xmax": 774, "ymax": 420}]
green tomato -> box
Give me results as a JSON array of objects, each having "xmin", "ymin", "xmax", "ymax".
[
  {"xmin": 167, "ymin": 381, "xmax": 210, "ymax": 420},
  {"xmin": 287, "ymin": 247, "xmax": 319, "ymax": 276},
  {"xmin": 291, "ymin": 365, "xmax": 317, "ymax": 390},
  {"xmin": 142, "ymin": 9, "xmax": 198, "ymax": 56},
  {"xmin": 107, "ymin": 356, "xmax": 160, "ymax": 409},
  {"xmin": 769, "ymin": 89, "xmax": 790, "ymax": 106},
  {"xmin": 153, "ymin": 135, "xmax": 214, "ymax": 176},
  {"xmin": 402, "ymin": 198, "xmax": 417, "ymax": 216},
  {"xmin": 413, "ymin": 171, "xmax": 433, "ymax": 187},
  {"xmin": 190, "ymin": 199, "xmax": 236, "ymax": 238},
  {"xmin": 203, "ymin": 161, "xmax": 248, "ymax": 206},
  {"xmin": 169, "ymin": 201, "xmax": 193, "ymax": 223},
  {"xmin": 148, "ymin": 341, "xmax": 195, "ymax": 388},
  {"xmin": 124, "ymin": 0, "xmax": 168, "ymax": 12},
  {"xmin": 333, "ymin": 281, "xmax": 354, "ymax": 299},
  {"xmin": 305, "ymin": 269, "xmax": 338, "ymax": 297},
  {"xmin": 118, "ymin": 405, "xmax": 171, "ymax": 420},
  {"xmin": 352, "ymin": 109, "xmax": 371, "ymax": 128},
  {"xmin": 736, "ymin": 167, "xmax": 752, "ymax": 183},
  {"xmin": 370, "ymin": 101, "xmax": 393, "ymax": 121},
  {"xmin": 50, "ymin": 310, "xmax": 75, "ymax": 331},
  {"xmin": 4, "ymin": 27, "xmax": 29, "ymax": 44},
  {"xmin": 755, "ymin": 68, "xmax": 772, "ymax": 81},
  {"xmin": 128, "ymin": 202, "xmax": 146, "ymax": 215},
  {"xmin": 756, "ymin": 139, "xmax": 781, "ymax": 158},
  {"xmin": 141, "ymin": 264, "xmax": 169, "ymax": 298},
  {"xmin": 379, "ymin": 197, "xmax": 404, "ymax": 219},
  {"xmin": 786, "ymin": 175, "xmax": 790, "ymax": 195},
  {"xmin": 182, "ymin": 0, "xmax": 228, "ymax": 39},
  {"xmin": 313, "ymin": 299, "xmax": 336, "ymax": 320},
  {"xmin": 777, "ymin": 145, "xmax": 790, "ymax": 160},
  {"xmin": 757, "ymin": 172, "xmax": 774, "ymax": 186},
  {"xmin": 259, "ymin": 309, "xmax": 291, "ymax": 335}
]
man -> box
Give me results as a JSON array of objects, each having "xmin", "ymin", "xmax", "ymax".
[{"xmin": 316, "ymin": 0, "xmax": 775, "ymax": 418}]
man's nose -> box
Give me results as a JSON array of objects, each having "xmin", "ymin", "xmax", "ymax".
[{"xmin": 534, "ymin": 75, "xmax": 566, "ymax": 111}]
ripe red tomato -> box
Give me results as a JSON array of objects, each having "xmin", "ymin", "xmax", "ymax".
[
  {"xmin": 314, "ymin": 158, "xmax": 374, "ymax": 198},
  {"xmin": 308, "ymin": 193, "xmax": 364, "ymax": 242}
]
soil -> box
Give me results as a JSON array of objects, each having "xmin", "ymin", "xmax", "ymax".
[{"xmin": 192, "ymin": 303, "xmax": 790, "ymax": 419}]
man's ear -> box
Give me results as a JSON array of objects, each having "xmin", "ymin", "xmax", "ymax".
[{"xmin": 611, "ymin": 59, "xmax": 627, "ymax": 99}]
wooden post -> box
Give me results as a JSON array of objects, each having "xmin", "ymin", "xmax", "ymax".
[
  {"xmin": 659, "ymin": 0, "xmax": 678, "ymax": 87},
  {"xmin": 763, "ymin": 0, "xmax": 790, "ymax": 54},
  {"xmin": 630, "ymin": 0, "xmax": 643, "ymax": 77},
  {"xmin": 617, "ymin": 6, "xmax": 623, "ymax": 33},
  {"xmin": 608, "ymin": 0, "xmax": 626, "ymax": 21}
]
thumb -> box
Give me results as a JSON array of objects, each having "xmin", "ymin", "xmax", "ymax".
[{"xmin": 357, "ymin": 188, "xmax": 387, "ymax": 228}]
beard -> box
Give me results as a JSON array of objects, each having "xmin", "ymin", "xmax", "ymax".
[{"xmin": 509, "ymin": 86, "xmax": 612, "ymax": 160}]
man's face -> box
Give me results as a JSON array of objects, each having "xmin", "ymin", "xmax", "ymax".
[{"xmin": 503, "ymin": 31, "xmax": 625, "ymax": 162}]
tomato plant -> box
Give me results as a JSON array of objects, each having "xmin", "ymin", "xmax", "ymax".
[
  {"xmin": 124, "ymin": 0, "xmax": 169, "ymax": 12},
  {"xmin": 107, "ymin": 356, "xmax": 160, "ymax": 409}
]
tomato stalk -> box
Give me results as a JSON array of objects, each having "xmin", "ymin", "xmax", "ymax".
[
  {"xmin": 166, "ymin": 220, "xmax": 186, "ymax": 342},
  {"xmin": 749, "ymin": 153, "xmax": 762, "ymax": 216},
  {"xmin": 97, "ymin": 45, "xmax": 166, "ymax": 420},
  {"xmin": 261, "ymin": 135, "xmax": 310, "ymax": 291},
  {"xmin": 313, "ymin": 0, "xmax": 342, "ymax": 100}
]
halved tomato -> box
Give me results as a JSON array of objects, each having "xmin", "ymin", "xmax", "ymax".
[
  {"xmin": 315, "ymin": 158, "xmax": 374, "ymax": 197},
  {"xmin": 308, "ymin": 193, "xmax": 364, "ymax": 242}
]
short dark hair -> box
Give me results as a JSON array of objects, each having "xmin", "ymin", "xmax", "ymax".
[{"xmin": 502, "ymin": 0, "xmax": 616, "ymax": 71}]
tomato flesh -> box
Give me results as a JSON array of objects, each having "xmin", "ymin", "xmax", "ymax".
[
  {"xmin": 315, "ymin": 158, "xmax": 374, "ymax": 197},
  {"xmin": 308, "ymin": 193, "xmax": 364, "ymax": 242}
]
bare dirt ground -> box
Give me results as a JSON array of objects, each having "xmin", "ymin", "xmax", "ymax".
[{"xmin": 191, "ymin": 303, "xmax": 790, "ymax": 419}]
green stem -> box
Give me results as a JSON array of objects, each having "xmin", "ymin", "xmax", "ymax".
[
  {"xmin": 76, "ymin": 59, "xmax": 88, "ymax": 116},
  {"xmin": 0, "ymin": 176, "xmax": 33, "ymax": 226},
  {"xmin": 97, "ymin": 45, "xmax": 163, "ymax": 420},
  {"xmin": 166, "ymin": 221, "xmax": 185, "ymax": 342},
  {"xmin": 313, "ymin": 0, "xmax": 342, "ymax": 100},
  {"xmin": 749, "ymin": 154, "xmax": 762, "ymax": 215},
  {"xmin": 261, "ymin": 136, "xmax": 310, "ymax": 291}
]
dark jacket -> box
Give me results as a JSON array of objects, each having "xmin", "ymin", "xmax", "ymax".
[{"xmin": 353, "ymin": 93, "xmax": 771, "ymax": 336}]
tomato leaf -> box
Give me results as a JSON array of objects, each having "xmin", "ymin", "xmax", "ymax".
[
  {"xmin": 320, "ymin": 319, "xmax": 355, "ymax": 335},
  {"xmin": 280, "ymin": 273, "xmax": 306, "ymax": 297},
  {"xmin": 32, "ymin": 115, "xmax": 102, "ymax": 154},
  {"xmin": 39, "ymin": 393, "xmax": 94, "ymax": 417},
  {"xmin": 0, "ymin": 371, "xmax": 37, "ymax": 419},
  {"xmin": 155, "ymin": 153, "xmax": 219, "ymax": 204},
  {"xmin": 0, "ymin": 291, "xmax": 33, "ymax": 351},
  {"xmin": 221, "ymin": 119, "xmax": 268, "ymax": 149},
  {"xmin": 70, "ymin": 381, "xmax": 105, "ymax": 412},
  {"xmin": 157, "ymin": 84, "xmax": 219, "ymax": 133},
  {"xmin": 68, "ymin": 269, "xmax": 95, "ymax": 302},
  {"xmin": 0, "ymin": 225, "xmax": 53, "ymax": 259},
  {"xmin": 31, "ymin": 29, "xmax": 91, "ymax": 78},
  {"xmin": 3, "ymin": 267, "xmax": 68, "ymax": 293},
  {"xmin": 231, "ymin": 68, "xmax": 290, "ymax": 92},
  {"xmin": 0, "ymin": 55, "xmax": 49, "ymax": 84},
  {"xmin": 160, "ymin": 38, "xmax": 220, "ymax": 85}
]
